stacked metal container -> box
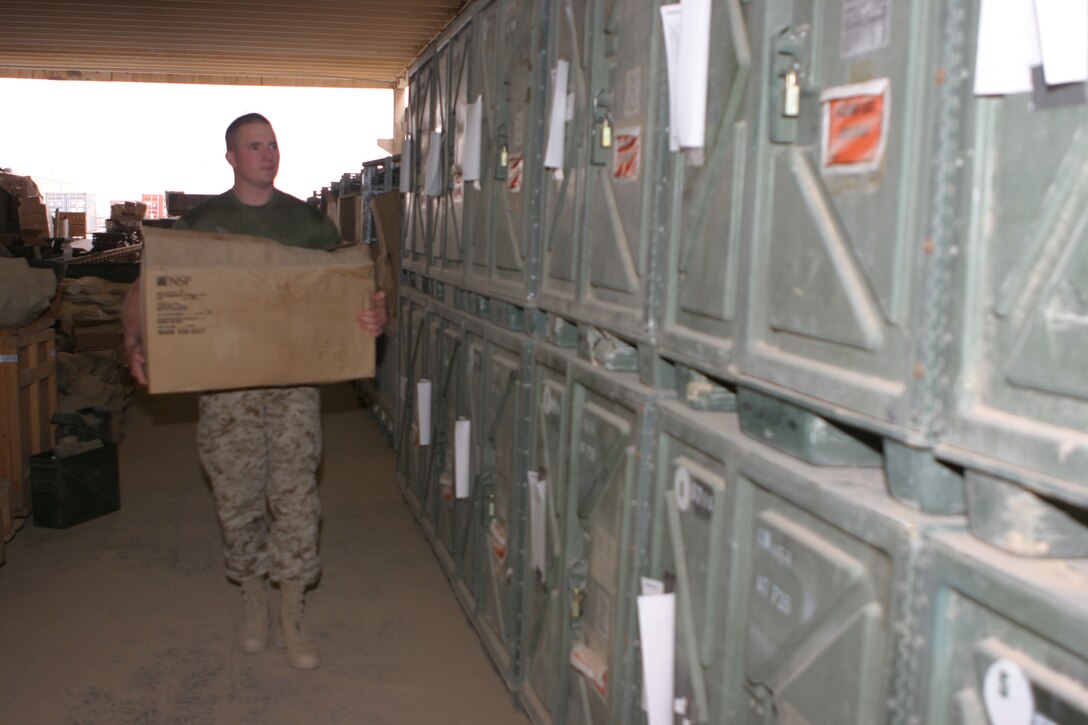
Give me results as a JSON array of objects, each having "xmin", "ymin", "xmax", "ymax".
[{"xmin": 395, "ymin": 0, "xmax": 1088, "ymax": 723}]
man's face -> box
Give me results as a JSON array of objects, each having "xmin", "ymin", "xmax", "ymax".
[{"xmin": 226, "ymin": 121, "xmax": 279, "ymax": 189}]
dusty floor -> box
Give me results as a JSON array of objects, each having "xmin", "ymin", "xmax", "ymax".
[{"xmin": 0, "ymin": 385, "xmax": 528, "ymax": 724}]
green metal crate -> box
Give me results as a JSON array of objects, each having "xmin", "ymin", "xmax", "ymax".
[
  {"xmin": 937, "ymin": 0, "xmax": 1088, "ymax": 509},
  {"xmin": 418, "ymin": 304, "xmax": 472, "ymax": 578},
  {"xmin": 395, "ymin": 288, "xmax": 435, "ymax": 517},
  {"xmin": 538, "ymin": 0, "xmax": 666, "ymax": 345},
  {"xmin": 403, "ymin": 56, "xmax": 437, "ymax": 276},
  {"xmin": 657, "ymin": 0, "xmax": 752, "ymax": 380},
  {"xmin": 464, "ymin": 0, "xmax": 544, "ymax": 305},
  {"xmin": 737, "ymin": 0, "xmax": 957, "ymax": 443},
  {"xmin": 916, "ymin": 531, "xmax": 1088, "ymax": 724},
  {"xmin": 560, "ymin": 360, "xmax": 671, "ymax": 725},
  {"xmin": 431, "ymin": 14, "xmax": 474, "ymax": 289},
  {"xmin": 648, "ymin": 400, "xmax": 958, "ymax": 724},
  {"xmin": 522, "ymin": 342, "xmax": 580, "ymax": 725}
]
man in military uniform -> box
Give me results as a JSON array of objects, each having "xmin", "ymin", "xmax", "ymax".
[{"xmin": 122, "ymin": 113, "xmax": 387, "ymax": 669}]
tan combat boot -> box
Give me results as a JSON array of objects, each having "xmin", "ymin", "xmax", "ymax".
[
  {"xmin": 279, "ymin": 582, "xmax": 320, "ymax": 669},
  {"xmin": 238, "ymin": 576, "xmax": 269, "ymax": 653}
]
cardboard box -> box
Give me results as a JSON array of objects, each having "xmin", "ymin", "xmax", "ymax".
[
  {"xmin": 141, "ymin": 227, "xmax": 375, "ymax": 394},
  {"xmin": 338, "ymin": 194, "xmax": 363, "ymax": 243},
  {"xmin": 55, "ymin": 211, "xmax": 87, "ymax": 238},
  {"xmin": 370, "ymin": 192, "xmax": 401, "ymax": 321},
  {"xmin": 72, "ymin": 322, "xmax": 123, "ymax": 352},
  {"xmin": 165, "ymin": 192, "xmax": 215, "ymax": 218},
  {"xmin": 110, "ymin": 201, "xmax": 147, "ymax": 220},
  {"xmin": 18, "ymin": 196, "xmax": 52, "ymax": 241}
]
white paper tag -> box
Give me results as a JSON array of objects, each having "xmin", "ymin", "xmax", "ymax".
[
  {"xmin": 529, "ymin": 471, "xmax": 547, "ymax": 582},
  {"xmin": 983, "ymin": 658, "xmax": 1034, "ymax": 725},
  {"xmin": 1036, "ymin": 0, "xmax": 1088, "ymax": 86},
  {"xmin": 424, "ymin": 131, "xmax": 444, "ymax": 196},
  {"xmin": 462, "ymin": 96, "xmax": 484, "ymax": 182},
  {"xmin": 417, "ymin": 380, "xmax": 432, "ymax": 446},
  {"xmin": 400, "ymin": 138, "xmax": 413, "ymax": 193},
  {"xmin": 637, "ymin": 592, "xmax": 676, "ymax": 725},
  {"xmin": 677, "ymin": 0, "xmax": 711, "ymax": 149},
  {"xmin": 974, "ymin": 0, "xmax": 1042, "ymax": 95},
  {"xmin": 455, "ymin": 418, "xmax": 471, "ymax": 498},
  {"xmin": 545, "ymin": 60, "xmax": 571, "ymax": 169}
]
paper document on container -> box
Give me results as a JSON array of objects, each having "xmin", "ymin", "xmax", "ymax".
[
  {"xmin": 660, "ymin": 0, "xmax": 712, "ymax": 149},
  {"xmin": 529, "ymin": 471, "xmax": 547, "ymax": 581},
  {"xmin": 678, "ymin": 0, "xmax": 711, "ymax": 148},
  {"xmin": 638, "ymin": 591, "xmax": 676, "ymax": 725},
  {"xmin": 544, "ymin": 60, "xmax": 571, "ymax": 169},
  {"xmin": 400, "ymin": 138, "xmax": 412, "ymax": 193},
  {"xmin": 140, "ymin": 227, "xmax": 375, "ymax": 395},
  {"xmin": 455, "ymin": 418, "xmax": 471, "ymax": 498},
  {"xmin": 463, "ymin": 97, "xmax": 484, "ymax": 182},
  {"xmin": 425, "ymin": 131, "xmax": 444, "ymax": 196},
  {"xmin": 974, "ymin": 0, "xmax": 1041, "ymax": 95},
  {"xmin": 1035, "ymin": 0, "xmax": 1088, "ymax": 86},
  {"xmin": 417, "ymin": 380, "xmax": 432, "ymax": 446}
]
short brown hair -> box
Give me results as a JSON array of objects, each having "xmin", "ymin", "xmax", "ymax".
[{"xmin": 225, "ymin": 113, "xmax": 272, "ymax": 150}]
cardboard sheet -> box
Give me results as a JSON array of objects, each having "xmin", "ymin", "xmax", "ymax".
[{"xmin": 141, "ymin": 227, "xmax": 375, "ymax": 394}]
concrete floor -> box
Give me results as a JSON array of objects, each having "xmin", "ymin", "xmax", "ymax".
[{"xmin": 0, "ymin": 385, "xmax": 529, "ymax": 724}]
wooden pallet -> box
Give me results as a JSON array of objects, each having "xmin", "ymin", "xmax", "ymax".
[{"xmin": 0, "ymin": 317, "xmax": 58, "ymax": 537}]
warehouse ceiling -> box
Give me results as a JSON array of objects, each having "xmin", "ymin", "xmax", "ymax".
[{"xmin": 0, "ymin": 0, "xmax": 466, "ymax": 88}]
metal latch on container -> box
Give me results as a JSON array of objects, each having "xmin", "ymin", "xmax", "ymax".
[
  {"xmin": 570, "ymin": 586, "xmax": 585, "ymax": 619},
  {"xmin": 746, "ymin": 682, "xmax": 777, "ymax": 725},
  {"xmin": 770, "ymin": 24, "xmax": 810, "ymax": 144},
  {"xmin": 486, "ymin": 491, "xmax": 496, "ymax": 520},
  {"xmin": 591, "ymin": 91, "xmax": 613, "ymax": 165}
]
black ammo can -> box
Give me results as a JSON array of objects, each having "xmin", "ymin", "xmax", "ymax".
[{"xmin": 30, "ymin": 443, "xmax": 120, "ymax": 528}]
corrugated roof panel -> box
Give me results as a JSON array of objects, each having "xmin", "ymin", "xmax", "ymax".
[{"xmin": 0, "ymin": 0, "xmax": 466, "ymax": 87}]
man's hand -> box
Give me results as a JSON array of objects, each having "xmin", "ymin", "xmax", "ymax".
[
  {"xmin": 356, "ymin": 290, "xmax": 388, "ymax": 337},
  {"xmin": 121, "ymin": 278, "xmax": 149, "ymax": 386}
]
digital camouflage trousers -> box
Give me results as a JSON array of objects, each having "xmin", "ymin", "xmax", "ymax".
[{"xmin": 197, "ymin": 386, "xmax": 322, "ymax": 586}]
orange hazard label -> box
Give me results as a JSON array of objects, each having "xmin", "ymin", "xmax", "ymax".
[
  {"xmin": 612, "ymin": 129, "xmax": 640, "ymax": 181},
  {"xmin": 821, "ymin": 79, "xmax": 889, "ymax": 172},
  {"xmin": 507, "ymin": 156, "xmax": 523, "ymax": 193}
]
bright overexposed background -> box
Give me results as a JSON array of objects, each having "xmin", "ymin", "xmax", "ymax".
[{"xmin": 0, "ymin": 78, "xmax": 393, "ymax": 228}]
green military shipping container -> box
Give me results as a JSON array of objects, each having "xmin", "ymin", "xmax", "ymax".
[
  {"xmin": 937, "ymin": 0, "xmax": 1088, "ymax": 532},
  {"xmin": 522, "ymin": 342, "xmax": 579, "ymax": 725},
  {"xmin": 916, "ymin": 531, "xmax": 1088, "ymax": 723},
  {"xmin": 431, "ymin": 14, "xmax": 475, "ymax": 288},
  {"xmin": 396, "ymin": 288, "xmax": 434, "ymax": 518},
  {"xmin": 649, "ymin": 400, "xmax": 956, "ymax": 724},
  {"xmin": 403, "ymin": 57, "xmax": 438, "ymax": 276},
  {"xmin": 450, "ymin": 320, "xmax": 534, "ymax": 690},
  {"xmin": 560, "ymin": 361, "xmax": 669, "ymax": 725},
  {"xmin": 737, "ymin": 0, "xmax": 954, "ymax": 450},
  {"xmin": 465, "ymin": 0, "xmax": 545, "ymax": 305},
  {"xmin": 538, "ymin": 0, "xmax": 665, "ymax": 345},
  {"xmin": 418, "ymin": 304, "xmax": 475, "ymax": 579},
  {"xmin": 657, "ymin": 0, "xmax": 752, "ymax": 379}
]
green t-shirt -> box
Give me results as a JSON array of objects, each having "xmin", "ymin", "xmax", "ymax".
[{"xmin": 174, "ymin": 189, "xmax": 341, "ymax": 250}]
